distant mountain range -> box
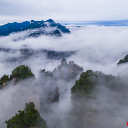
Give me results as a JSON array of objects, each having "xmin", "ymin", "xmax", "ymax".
[
  {"xmin": 0, "ymin": 47, "xmax": 75, "ymax": 63},
  {"xmin": 0, "ymin": 19, "xmax": 70, "ymax": 37},
  {"xmin": 61, "ymin": 20, "xmax": 128, "ymax": 26},
  {"xmin": 0, "ymin": 19, "xmax": 74, "ymax": 61}
]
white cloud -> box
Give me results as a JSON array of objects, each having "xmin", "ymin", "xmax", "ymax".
[{"xmin": 0, "ymin": 25, "xmax": 128, "ymax": 127}]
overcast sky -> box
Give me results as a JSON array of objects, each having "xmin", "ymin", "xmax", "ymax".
[{"xmin": 0, "ymin": 0, "xmax": 128, "ymax": 24}]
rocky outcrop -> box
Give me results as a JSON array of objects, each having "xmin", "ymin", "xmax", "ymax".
[
  {"xmin": 53, "ymin": 59, "xmax": 83, "ymax": 80},
  {"xmin": 38, "ymin": 59, "xmax": 83, "ymax": 104}
]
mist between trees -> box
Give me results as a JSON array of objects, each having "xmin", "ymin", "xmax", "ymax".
[
  {"xmin": 0, "ymin": 25, "xmax": 128, "ymax": 128},
  {"xmin": 0, "ymin": 58, "xmax": 128, "ymax": 128}
]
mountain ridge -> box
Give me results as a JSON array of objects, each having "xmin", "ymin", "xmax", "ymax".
[{"xmin": 0, "ymin": 19, "xmax": 70, "ymax": 37}]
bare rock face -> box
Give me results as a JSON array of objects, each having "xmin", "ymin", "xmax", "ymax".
[
  {"xmin": 53, "ymin": 59, "xmax": 83, "ymax": 80},
  {"xmin": 38, "ymin": 69, "xmax": 59, "ymax": 104},
  {"xmin": 38, "ymin": 59, "xmax": 83, "ymax": 105},
  {"xmin": 11, "ymin": 77, "xmax": 19, "ymax": 85},
  {"xmin": 49, "ymin": 87, "xmax": 59, "ymax": 102}
]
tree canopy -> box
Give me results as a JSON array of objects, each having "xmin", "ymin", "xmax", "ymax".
[
  {"xmin": 117, "ymin": 54, "xmax": 128, "ymax": 64},
  {"xmin": 5, "ymin": 102, "xmax": 48, "ymax": 128},
  {"xmin": 10, "ymin": 65, "xmax": 34, "ymax": 80},
  {"xmin": 71, "ymin": 70, "xmax": 97, "ymax": 98},
  {"xmin": 0, "ymin": 74, "xmax": 10, "ymax": 88}
]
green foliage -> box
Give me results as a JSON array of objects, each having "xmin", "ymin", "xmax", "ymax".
[
  {"xmin": 0, "ymin": 74, "xmax": 9, "ymax": 83},
  {"xmin": 71, "ymin": 70, "xmax": 98, "ymax": 128},
  {"xmin": 0, "ymin": 74, "xmax": 10, "ymax": 82},
  {"xmin": 71, "ymin": 70, "xmax": 125, "ymax": 128},
  {"xmin": 94, "ymin": 71, "xmax": 122, "ymax": 91},
  {"xmin": 117, "ymin": 54, "xmax": 128, "ymax": 64},
  {"xmin": 71, "ymin": 70, "xmax": 122, "ymax": 98},
  {"xmin": 118, "ymin": 59, "xmax": 125, "ymax": 64},
  {"xmin": 0, "ymin": 74, "xmax": 10, "ymax": 88},
  {"xmin": 71, "ymin": 70, "xmax": 97, "ymax": 97},
  {"xmin": 10, "ymin": 65, "xmax": 34, "ymax": 80},
  {"xmin": 5, "ymin": 102, "xmax": 48, "ymax": 128}
]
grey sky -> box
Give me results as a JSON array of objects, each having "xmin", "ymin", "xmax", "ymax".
[{"xmin": 0, "ymin": 0, "xmax": 128, "ymax": 24}]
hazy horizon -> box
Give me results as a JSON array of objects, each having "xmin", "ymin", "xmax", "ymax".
[{"xmin": 1, "ymin": 19, "xmax": 128, "ymax": 27}]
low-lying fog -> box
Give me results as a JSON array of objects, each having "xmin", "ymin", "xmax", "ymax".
[
  {"xmin": 1, "ymin": 25, "xmax": 128, "ymax": 77},
  {"xmin": 0, "ymin": 25, "xmax": 128, "ymax": 128}
]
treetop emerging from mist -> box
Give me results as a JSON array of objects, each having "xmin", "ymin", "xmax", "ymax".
[
  {"xmin": 5, "ymin": 102, "xmax": 48, "ymax": 128},
  {"xmin": 71, "ymin": 69, "xmax": 124, "ymax": 100},
  {"xmin": 10, "ymin": 65, "xmax": 34, "ymax": 80},
  {"xmin": 71, "ymin": 70, "xmax": 97, "ymax": 98},
  {"xmin": 117, "ymin": 54, "xmax": 128, "ymax": 64},
  {"xmin": 0, "ymin": 74, "xmax": 10, "ymax": 88}
]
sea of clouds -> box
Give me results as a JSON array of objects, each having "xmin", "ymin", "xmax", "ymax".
[
  {"xmin": 1, "ymin": 25, "xmax": 128, "ymax": 76},
  {"xmin": 0, "ymin": 25, "xmax": 128, "ymax": 128}
]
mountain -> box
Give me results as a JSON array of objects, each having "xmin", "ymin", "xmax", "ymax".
[
  {"xmin": 0, "ymin": 21, "xmax": 30, "ymax": 36},
  {"xmin": 0, "ymin": 47, "xmax": 75, "ymax": 63},
  {"xmin": 0, "ymin": 20, "xmax": 72, "ymax": 62},
  {"xmin": 2, "ymin": 60, "xmax": 128, "ymax": 128},
  {"xmin": 0, "ymin": 59, "xmax": 83, "ymax": 103},
  {"xmin": 52, "ymin": 58, "xmax": 83, "ymax": 80},
  {"xmin": 70, "ymin": 70, "xmax": 125, "ymax": 128},
  {"xmin": 0, "ymin": 19, "xmax": 70, "ymax": 37},
  {"xmin": 71, "ymin": 70, "xmax": 121, "ymax": 98}
]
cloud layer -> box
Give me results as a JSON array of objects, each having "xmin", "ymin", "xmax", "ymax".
[
  {"xmin": 0, "ymin": 26, "xmax": 128, "ymax": 127},
  {"xmin": 0, "ymin": 25, "xmax": 128, "ymax": 76}
]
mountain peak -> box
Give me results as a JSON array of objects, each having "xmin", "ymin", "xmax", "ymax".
[{"xmin": 46, "ymin": 19, "xmax": 55, "ymax": 23}]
